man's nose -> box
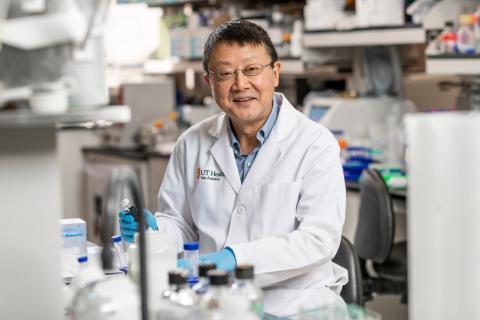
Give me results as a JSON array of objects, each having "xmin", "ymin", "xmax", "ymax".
[{"xmin": 233, "ymin": 70, "xmax": 250, "ymax": 90}]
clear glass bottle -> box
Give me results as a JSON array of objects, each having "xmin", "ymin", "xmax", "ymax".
[
  {"xmin": 162, "ymin": 270, "xmax": 181, "ymax": 300},
  {"xmin": 156, "ymin": 270, "xmax": 197, "ymax": 320},
  {"xmin": 200, "ymin": 270, "xmax": 230, "ymax": 312},
  {"xmin": 230, "ymin": 265, "xmax": 263, "ymax": 318},
  {"xmin": 172, "ymin": 270, "xmax": 197, "ymax": 307},
  {"xmin": 72, "ymin": 274, "xmax": 140, "ymax": 320},
  {"xmin": 183, "ymin": 242, "xmax": 199, "ymax": 285},
  {"xmin": 192, "ymin": 263, "xmax": 216, "ymax": 295}
]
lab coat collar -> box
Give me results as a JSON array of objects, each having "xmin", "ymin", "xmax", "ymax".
[
  {"xmin": 208, "ymin": 92, "xmax": 298, "ymax": 192},
  {"xmin": 207, "ymin": 92, "xmax": 297, "ymax": 141}
]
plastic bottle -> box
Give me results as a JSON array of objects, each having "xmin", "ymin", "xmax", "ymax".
[
  {"xmin": 440, "ymin": 21, "xmax": 458, "ymax": 54},
  {"xmin": 183, "ymin": 242, "xmax": 199, "ymax": 285},
  {"xmin": 72, "ymin": 256, "xmax": 104, "ymax": 290},
  {"xmin": 112, "ymin": 235, "xmax": 128, "ymax": 273},
  {"xmin": 192, "ymin": 263, "xmax": 216, "ymax": 295},
  {"xmin": 230, "ymin": 265, "xmax": 264, "ymax": 318},
  {"xmin": 456, "ymin": 14, "xmax": 476, "ymax": 55}
]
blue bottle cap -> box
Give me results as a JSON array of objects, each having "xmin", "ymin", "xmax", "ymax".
[
  {"xmin": 112, "ymin": 235, "xmax": 122, "ymax": 243},
  {"xmin": 183, "ymin": 242, "xmax": 199, "ymax": 251},
  {"xmin": 77, "ymin": 256, "xmax": 88, "ymax": 263}
]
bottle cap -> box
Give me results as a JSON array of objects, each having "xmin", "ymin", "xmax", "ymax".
[
  {"xmin": 235, "ymin": 264, "xmax": 254, "ymax": 280},
  {"xmin": 207, "ymin": 270, "xmax": 229, "ymax": 286},
  {"xmin": 112, "ymin": 235, "xmax": 122, "ymax": 243},
  {"xmin": 168, "ymin": 270, "xmax": 181, "ymax": 285},
  {"xmin": 183, "ymin": 242, "xmax": 199, "ymax": 251},
  {"xmin": 77, "ymin": 256, "xmax": 88, "ymax": 263},
  {"xmin": 199, "ymin": 263, "xmax": 216, "ymax": 277}
]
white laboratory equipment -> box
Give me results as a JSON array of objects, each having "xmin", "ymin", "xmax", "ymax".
[
  {"xmin": 406, "ymin": 112, "xmax": 480, "ymax": 320},
  {"xmin": 142, "ymin": 230, "xmax": 177, "ymax": 313}
]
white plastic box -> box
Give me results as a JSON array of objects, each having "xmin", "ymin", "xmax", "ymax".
[{"xmin": 60, "ymin": 218, "xmax": 87, "ymax": 256}]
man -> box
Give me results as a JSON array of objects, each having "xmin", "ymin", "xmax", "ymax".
[{"xmin": 120, "ymin": 20, "xmax": 347, "ymax": 316}]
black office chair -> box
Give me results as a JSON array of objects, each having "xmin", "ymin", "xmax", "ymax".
[
  {"xmin": 354, "ymin": 168, "xmax": 408, "ymax": 303},
  {"xmin": 333, "ymin": 236, "xmax": 364, "ymax": 306}
]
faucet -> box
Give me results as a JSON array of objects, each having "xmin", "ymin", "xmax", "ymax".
[{"xmin": 102, "ymin": 165, "xmax": 149, "ymax": 320}]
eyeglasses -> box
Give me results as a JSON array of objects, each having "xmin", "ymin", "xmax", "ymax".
[{"xmin": 207, "ymin": 62, "xmax": 274, "ymax": 81}]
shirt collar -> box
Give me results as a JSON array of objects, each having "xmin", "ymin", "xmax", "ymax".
[{"xmin": 228, "ymin": 98, "xmax": 280, "ymax": 156}]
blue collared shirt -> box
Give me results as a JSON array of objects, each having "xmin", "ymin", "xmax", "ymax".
[{"xmin": 228, "ymin": 99, "xmax": 280, "ymax": 183}]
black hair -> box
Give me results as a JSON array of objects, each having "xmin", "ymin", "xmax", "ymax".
[{"xmin": 203, "ymin": 19, "xmax": 278, "ymax": 72}]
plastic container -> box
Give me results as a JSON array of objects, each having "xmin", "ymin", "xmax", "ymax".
[
  {"xmin": 192, "ymin": 263, "xmax": 216, "ymax": 295},
  {"xmin": 60, "ymin": 218, "xmax": 87, "ymax": 256},
  {"xmin": 183, "ymin": 242, "xmax": 199, "ymax": 285},
  {"xmin": 230, "ymin": 265, "xmax": 263, "ymax": 317},
  {"xmin": 440, "ymin": 21, "xmax": 458, "ymax": 54},
  {"xmin": 112, "ymin": 235, "xmax": 128, "ymax": 273},
  {"xmin": 456, "ymin": 14, "xmax": 476, "ymax": 55},
  {"xmin": 143, "ymin": 230, "xmax": 177, "ymax": 306},
  {"xmin": 72, "ymin": 256, "xmax": 104, "ymax": 290}
]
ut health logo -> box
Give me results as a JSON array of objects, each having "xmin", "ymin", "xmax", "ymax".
[{"xmin": 196, "ymin": 167, "xmax": 224, "ymax": 181}]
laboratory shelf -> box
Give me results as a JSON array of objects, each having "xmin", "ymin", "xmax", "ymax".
[
  {"xmin": 0, "ymin": 105, "xmax": 131, "ymax": 128},
  {"xmin": 144, "ymin": 58, "xmax": 305, "ymax": 75},
  {"xmin": 146, "ymin": 0, "xmax": 214, "ymax": 8},
  {"xmin": 426, "ymin": 55, "xmax": 480, "ymax": 75},
  {"xmin": 303, "ymin": 25, "xmax": 426, "ymax": 48}
]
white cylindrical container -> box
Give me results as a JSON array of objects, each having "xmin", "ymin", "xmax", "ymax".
[
  {"xmin": 406, "ymin": 112, "xmax": 480, "ymax": 320},
  {"xmin": 143, "ymin": 230, "xmax": 177, "ymax": 310}
]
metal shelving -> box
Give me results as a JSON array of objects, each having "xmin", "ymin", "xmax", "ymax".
[{"xmin": 303, "ymin": 26, "xmax": 426, "ymax": 48}]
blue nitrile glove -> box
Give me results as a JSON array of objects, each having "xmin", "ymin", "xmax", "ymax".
[
  {"xmin": 119, "ymin": 208, "xmax": 158, "ymax": 243},
  {"xmin": 177, "ymin": 247, "xmax": 237, "ymax": 272}
]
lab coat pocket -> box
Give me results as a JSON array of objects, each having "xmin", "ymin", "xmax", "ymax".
[{"xmin": 253, "ymin": 181, "xmax": 302, "ymax": 237}]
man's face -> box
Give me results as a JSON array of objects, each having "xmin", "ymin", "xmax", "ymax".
[{"xmin": 204, "ymin": 42, "xmax": 281, "ymax": 128}]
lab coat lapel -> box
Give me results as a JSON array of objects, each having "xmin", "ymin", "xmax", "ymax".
[
  {"xmin": 241, "ymin": 93, "xmax": 295, "ymax": 188},
  {"xmin": 209, "ymin": 114, "xmax": 241, "ymax": 193}
]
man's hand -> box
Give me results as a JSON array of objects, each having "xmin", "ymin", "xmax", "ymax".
[
  {"xmin": 177, "ymin": 248, "xmax": 236, "ymax": 272},
  {"xmin": 119, "ymin": 208, "xmax": 158, "ymax": 243}
]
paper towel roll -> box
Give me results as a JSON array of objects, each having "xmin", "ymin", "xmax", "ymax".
[{"xmin": 406, "ymin": 112, "xmax": 480, "ymax": 320}]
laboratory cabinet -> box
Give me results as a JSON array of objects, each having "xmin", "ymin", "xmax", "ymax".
[{"xmin": 82, "ymin": 147, "xmax": 170, "ymax": 243}]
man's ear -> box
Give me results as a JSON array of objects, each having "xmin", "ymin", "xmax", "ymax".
[
  {"xmin": 273, "ymin": 61, "xmax": 281, "ymax": 87},
  {"xmin": 203, "ymin": 73, "xmax": 211, "ymax": 87}
]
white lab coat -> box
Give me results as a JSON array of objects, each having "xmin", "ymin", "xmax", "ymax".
[{"xmin": 155, "ymin": 92, "xmax": 348, "ymax": 316}]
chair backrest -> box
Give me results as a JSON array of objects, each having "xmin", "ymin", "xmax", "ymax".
[
  {"xmin": 354, "ymin": 168, "xmax": 395, "ymax": 264},
  {"xmin": 333, "ymin": 236, "xmax": 364, "ymax": 305}
]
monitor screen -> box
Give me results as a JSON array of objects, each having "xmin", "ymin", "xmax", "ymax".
[{"xmin": 308, "ymin": 105, "xmax": 330, "ymax": 122}]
